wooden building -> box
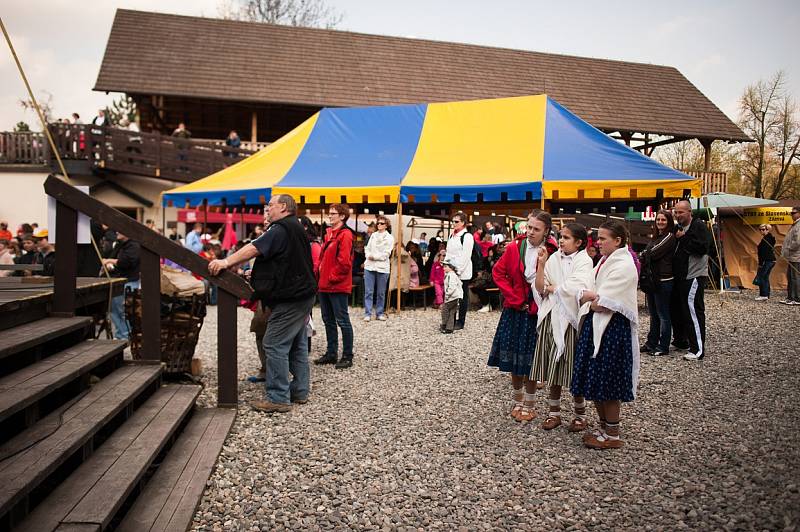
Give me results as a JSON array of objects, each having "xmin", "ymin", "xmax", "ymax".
[{"xmin": 95, "ymin": 9, "xmax": 748, "ymax": 163}]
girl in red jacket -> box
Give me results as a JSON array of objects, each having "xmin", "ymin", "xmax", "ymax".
[
  {"xmin": 314, "ymin": 203, "xmax": 355, "ymax": 369},
  {"xmin": 487, "ymin": 210, "xmax": 557, "ymax": 422}
]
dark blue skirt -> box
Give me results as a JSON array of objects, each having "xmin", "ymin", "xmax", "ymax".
[
  {"xmin": 570, "ymin": 311, "xmax": 634, "ymax": 402},
  {"xmin": 487, "ymin": 308, "xmax": 537, "ymax": 376}
]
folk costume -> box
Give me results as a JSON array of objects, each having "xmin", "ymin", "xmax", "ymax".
[{"xmin": 571, "ymin": 246, "xmax": 640, "ymax": 403}]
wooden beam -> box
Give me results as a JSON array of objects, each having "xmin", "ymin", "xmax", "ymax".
[
  {"xmin": 53, "ymin": 201, "xmax": 77, "ymax": 316},
  {"xmin": 140, "ymin": 247, "xmax": 161, "ymax": 361},
  {"xmin": 700, "ymin": 138, "xmax": 713, "ymax": 171},
  {"xmin": 43, "ymin": 175, "xmax": 252, "ymax": 299},
  {"xmin": 632, "ymin": 136, "xmax": 690, "ymax": 152},
  {"xmin": 251, "ymin": 111, "xmax": 257, "ymax": 144}
]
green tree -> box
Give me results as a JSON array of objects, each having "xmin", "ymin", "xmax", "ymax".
[
  {"xmin": 13, "ymin": 121, "xmax": 30, "ymax": 132},
  {"xmin": 107, "ymin": 94, "xmax": 138, "ymax": 126}
]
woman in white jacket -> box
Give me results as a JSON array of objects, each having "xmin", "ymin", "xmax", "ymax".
[{"xmin": 363, "ymin": 216, "xmax": 395, "ymax": 321}]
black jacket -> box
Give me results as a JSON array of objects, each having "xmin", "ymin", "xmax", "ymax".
[
  {"xmin": 250, "ymin": 216, "xmax": 316, "ymax": 307},
  {"xmin": 643, "ymin": 232, "xmax": 677, "ymax": 281},
  {"xmin": 111, "ymin": 239, "xmax": 140, "ymax": 282},
  {"xmin": 757, "ymin": 234, "xmax": 776, "ymax": 264}
]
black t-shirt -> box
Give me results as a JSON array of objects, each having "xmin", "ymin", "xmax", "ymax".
[{"xmin": 252, "ymin": 223, "xmax": 288, "ymax": 259}]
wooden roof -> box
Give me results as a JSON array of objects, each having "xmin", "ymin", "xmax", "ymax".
[{"xmin": 95, "ymin": 9, "xmax": 749, "ymax": 142}]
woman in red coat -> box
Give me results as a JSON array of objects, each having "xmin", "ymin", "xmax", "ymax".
[
  {"xmin": 314, "ymin": 203, "xmax": 355, "ymax": 369},
  {"xmin": 487, "ymin": 210, "xmax": 557, "ymax": 422}
]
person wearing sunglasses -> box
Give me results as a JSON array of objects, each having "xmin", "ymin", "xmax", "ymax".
[
  {"xmin": 781, "ymin": 207, "xmax": 800, "ymax": 305},
  {"xmin": 363, "ymin": 216, "xmax": 394, "ymax": 321},
  {"xmin": 754, "ymin": 224, "xmax": 776, "ymax": 301},
  {"xmin": 444, "ymin": 212, "xmax": 474, "ymax": 329}
]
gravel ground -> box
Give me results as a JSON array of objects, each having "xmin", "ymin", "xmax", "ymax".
[{"xmin": 190, "ymin": 291, "xmax": 800, "ymax": 531}]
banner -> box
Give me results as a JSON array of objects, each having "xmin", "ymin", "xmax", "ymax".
[{"xmin": 741, "ymin": 207, "xmax": 794, "ymax": 225}]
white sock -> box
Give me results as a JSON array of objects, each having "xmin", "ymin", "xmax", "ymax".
[{"xmin": 548, "ymin": 398, "xmax": 561, "ymax": 416}]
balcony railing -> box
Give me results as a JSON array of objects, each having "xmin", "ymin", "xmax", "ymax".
[
  {"xmin": 1, "ymin": 124, "xmax": 257, "ymax": 182},
  {"xmin": 682, "ymin": 170, "xmax": 728, "ymax": 194}
]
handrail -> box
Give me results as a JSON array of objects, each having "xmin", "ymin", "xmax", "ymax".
[
  {"xmin": 44, "ymin": 174, "xmax": 250, "ymax": 407},
  {"xmin": 44, "ymin": 174, "xmax": 252, "ymax": 298}
]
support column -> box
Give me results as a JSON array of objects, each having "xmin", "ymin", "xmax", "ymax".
[
  {"xmin": 700, "ymin": 139, "xmax": 713, "ymax": 171},
  {"xmin": 251, "ymin": 111, "xmax": 258, "ymax": 147}
]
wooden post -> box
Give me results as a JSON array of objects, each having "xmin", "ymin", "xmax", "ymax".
[
  {"xmin": 53, "ymin": 200, "xmax": 77, "ymax": 316},
  {"xmin": 217, "ymin": 289, "xmax": 238, "ymax": 407},
  {"xmin": 140, "ymin": 247, "xmax": 161, "ymax": 361},
  {"xmin": 396, "ymin": 200, "xmax": 403, "ymax": 313},
  {"xmin": 251, "ymin": 111, "xmax": 258, "ymax": 146},
  {"xmin": 700, "ymin": 139, "xmax": 713, "ymax": 172}
]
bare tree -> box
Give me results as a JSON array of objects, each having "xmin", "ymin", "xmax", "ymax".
[
  {"xmin": 737, "ymin": 71, "xmax": 800, "ymax": 199},
  {"xmin": 18, "ymin": 90, "xmax": 55, "ymax": 126},
  {"xmin": 219, "ymin": 0, "xmax": 343, "ymax": 28}
]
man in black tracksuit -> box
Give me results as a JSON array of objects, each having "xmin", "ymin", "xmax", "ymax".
[{"xmin": 671, "ymin": 200, "xmax": 710, "ymax": 361}]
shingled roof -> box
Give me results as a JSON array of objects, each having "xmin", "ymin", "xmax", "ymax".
[{"xmin": 95, "ymin": 9, "xmax": 749, "ymax": 142}]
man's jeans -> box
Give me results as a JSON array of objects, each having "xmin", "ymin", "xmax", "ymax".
[
  {"xmin": 363, "ymin": 269, "xmax": 389, "ymax": 318},
  {"xmin": 319, "ymin": 292, "xmax": 353, "ymax": 358},
  {"xmin": 788, "ymin": 261, "xmax": 800, "ymax": 302},
  {"xmin": 264, "ymin": 295, "xmax": 315, "ymax": 405},
  {"xmin": 645, "ymin": 279, "xmax": 673, "ymax": 352},
  {"xmin": 456, "ymin": 280, "xmax": 470, "ymax": 327},
  {"xmin": 111, "ymin": 280, "xmax": 140, "ymax": 340},
  {"xmin": 755, "ymin": 260, "xmax": 775, "ymax": 297}
]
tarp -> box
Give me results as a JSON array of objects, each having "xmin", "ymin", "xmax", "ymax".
[
  {"xmin": 163, "ymin": 94, "xmax": 701, "ymax": 206},
  {"xmin": 723, "ymin": 216, "xmax": 790, "ymax": 290}
]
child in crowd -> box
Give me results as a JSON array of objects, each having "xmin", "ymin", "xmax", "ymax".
[
  {"xmin": 487, "ymin": 211, "xmax": 557, "ymax": 422},
  {"xmin": 440, "ymin": 259, "xmax": 463, "ymax": 334},
  {"xmin": 571, "ymin": 220, "xmax": 640, "ymax": 449},
  {"xmin": 531, "ymin": 223, "xmax": 594, "ymax": 432},
  {"xmin": 430, "ymin": 248, "xmax": 446, "ymax": 309}
]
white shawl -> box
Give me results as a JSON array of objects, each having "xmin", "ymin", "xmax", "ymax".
[
  {"xmin": 579, "ymin": 246, "xmax": 641, "ymax": 398},
  {"xmin": 536, "ymin": 249, "xmax": 594, "ymax": 362}
]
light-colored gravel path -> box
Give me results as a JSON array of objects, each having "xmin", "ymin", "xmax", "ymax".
[{"xmin": 190, "ymin": 291, "xmax": 800, "ymax": 531}]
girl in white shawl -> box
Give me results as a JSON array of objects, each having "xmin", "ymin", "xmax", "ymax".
[
  {"xmin": 531, "ymin": 223, "xmax": 594, "ymax": 432},
  {"xmin": 571, "ymin": 221, "xmax": 639, "ymax": 450}
]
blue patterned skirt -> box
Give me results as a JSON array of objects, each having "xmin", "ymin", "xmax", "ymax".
[
  {"xmin": 487, "ymin": 308, "xmax": 537, "ymax": 376},
  {"xmin": 570, "ymin": 311, "xmax": 634, "ymax": 402}
]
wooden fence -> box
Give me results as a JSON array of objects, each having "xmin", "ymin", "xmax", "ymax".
[
  {"xmin": 0, "ymin": 125, "xmax": 257, "ymax": 182},
  {"xmin": 683, "ymin": 170, "xmax": 728, "ymax": 194}
]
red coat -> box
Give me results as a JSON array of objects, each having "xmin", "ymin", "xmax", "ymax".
[
  {"xmin": 318, "ymin": 226, "xmax": 353, "ymax": 293},
  {"xmin": 492, "ymin": 235, "xmax": 557, "ymax": 315}
]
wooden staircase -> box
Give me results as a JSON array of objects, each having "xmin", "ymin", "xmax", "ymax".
[{"xmin": 0, "ymin": 315, "xmax": 235, "ymax": 532}]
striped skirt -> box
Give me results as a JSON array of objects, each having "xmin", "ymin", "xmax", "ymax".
[{"xmin": 530, "ymin": 313, "xmax": 577, "ymax": 388}]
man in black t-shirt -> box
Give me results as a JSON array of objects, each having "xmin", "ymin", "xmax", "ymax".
[
  {"xmin": 209, "ymin": 195, "xmax": 316, "ymax": 413},
  {"xmin": 102, "ymin": 232, "xmax": 141, "ymax": 340}
]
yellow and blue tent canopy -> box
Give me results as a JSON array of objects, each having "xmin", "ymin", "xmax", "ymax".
[{"xmin": 163, "ymin": 94, "xmax": 700, "ymax": 206}]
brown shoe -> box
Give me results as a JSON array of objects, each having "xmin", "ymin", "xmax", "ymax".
[
  {"xmin": 541, "ymin": 415, "xmax": 562, "ymax": 430},
  {"xmin": 583, "ymin": 433, "xmax": 624, "ymax": 449},
  {"xmin": 568, "ymin": 417, "xmax": 589, "ymax": 433},
  {"xmin": 251, "ymin": 399, "xmax": 292, "ymax": 413}
]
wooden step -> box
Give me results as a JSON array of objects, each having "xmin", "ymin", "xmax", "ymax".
[
  {"xmin": 0, "ymin": 317, "xmax": 92, "ymax": 362},
  {"xmin": 0, "ymin": 364, "xmax": 162, "ymax": 520},
  {"xmin": 117, "ymin": 408, "xmax": 236, "ymax": 532},
  {"xmin": 15, "ymin": 384, "xmax": 201, "ymax": 532},
  {"xmin": 0, "ymin": 339, "xmax": 126, "ymax": 425}
]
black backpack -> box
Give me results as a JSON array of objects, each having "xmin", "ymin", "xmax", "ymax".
[{"xmin": 460, "ymin": 233, "xmax": 485, "ymax": 281}]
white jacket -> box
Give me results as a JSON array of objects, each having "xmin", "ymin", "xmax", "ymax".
[
  {"xmin": 445, "ymin": 229, "xmax": 474, "ymax": 281},
  {"xmin": 444, "ymin": 270, "xmax": 464, "ymax": 302},
  {"xmin": 364, "ymin": 230, "xmax": 394, "ymax": 273}
]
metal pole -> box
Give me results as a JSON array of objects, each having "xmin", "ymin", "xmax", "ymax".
[{"xmin": 396, "ymin": 200, "xmax": 403, "ymax": 313}]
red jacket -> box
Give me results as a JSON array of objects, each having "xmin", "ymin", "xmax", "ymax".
[
  {"xmin": 492, "ymin": 235, "xmax": 557, "ymax": 315},
  {"xmin": 318, "ymin": 226, "xmax": 353, "ymax": 293}
]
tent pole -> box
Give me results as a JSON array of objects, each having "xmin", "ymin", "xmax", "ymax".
[{"xmin": 396, "ymin": 199, "xmax": 403, "ymax": 313}]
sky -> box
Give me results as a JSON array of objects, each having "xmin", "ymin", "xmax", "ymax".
[{"xmin": 1, "ymin": 0, "xmax": 798, "ymax": 132}]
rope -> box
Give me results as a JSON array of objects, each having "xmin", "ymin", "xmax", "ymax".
[{"xmin": 2, "ymin": 16, "xmax": 114, "ymax": 330}]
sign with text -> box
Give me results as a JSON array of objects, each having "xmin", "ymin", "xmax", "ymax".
[{"xmin": 741, "ymin": 207, "xmax": 794, "ymax": 225}]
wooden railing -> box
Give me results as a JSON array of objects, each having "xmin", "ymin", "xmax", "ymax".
[
  {"xmin": 1, "ymin": 125, "xmax": 257, "ymax": 182},
  {"xmin": 44, "ymin": 174, "xmax": 253, "ymax": 407},
  {"xmin": 682, "ymin": 170, "xmax": 728, "ymax": 194}
]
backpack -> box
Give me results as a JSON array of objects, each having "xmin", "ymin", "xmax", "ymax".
[{"xmin": 460, "ymin": 232, "xmax": 485, "ymax": 281}]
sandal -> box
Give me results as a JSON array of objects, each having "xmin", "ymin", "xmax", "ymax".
[
  {"xmin": 516, "ymin": 404, "xmax": 537, "ymax": 423},
  {"xmin": 541, "ymin": 416, "xmax": 561, "ymax": 430},
  {"xmin": 568, "ymin": 417, "xmax": 588, "ymax": 432},
  {"xmin": 584, "ymin": 432, "xmax": 624, "ymax": 449},
  {"xmin": 510, "ymin": 402, "xmax": 523, "ymax": 420}
]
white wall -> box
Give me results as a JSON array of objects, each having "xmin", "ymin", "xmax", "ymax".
[{"xmin": 0, "ymin": 172, "xmax": 49, "ymax": 229}]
